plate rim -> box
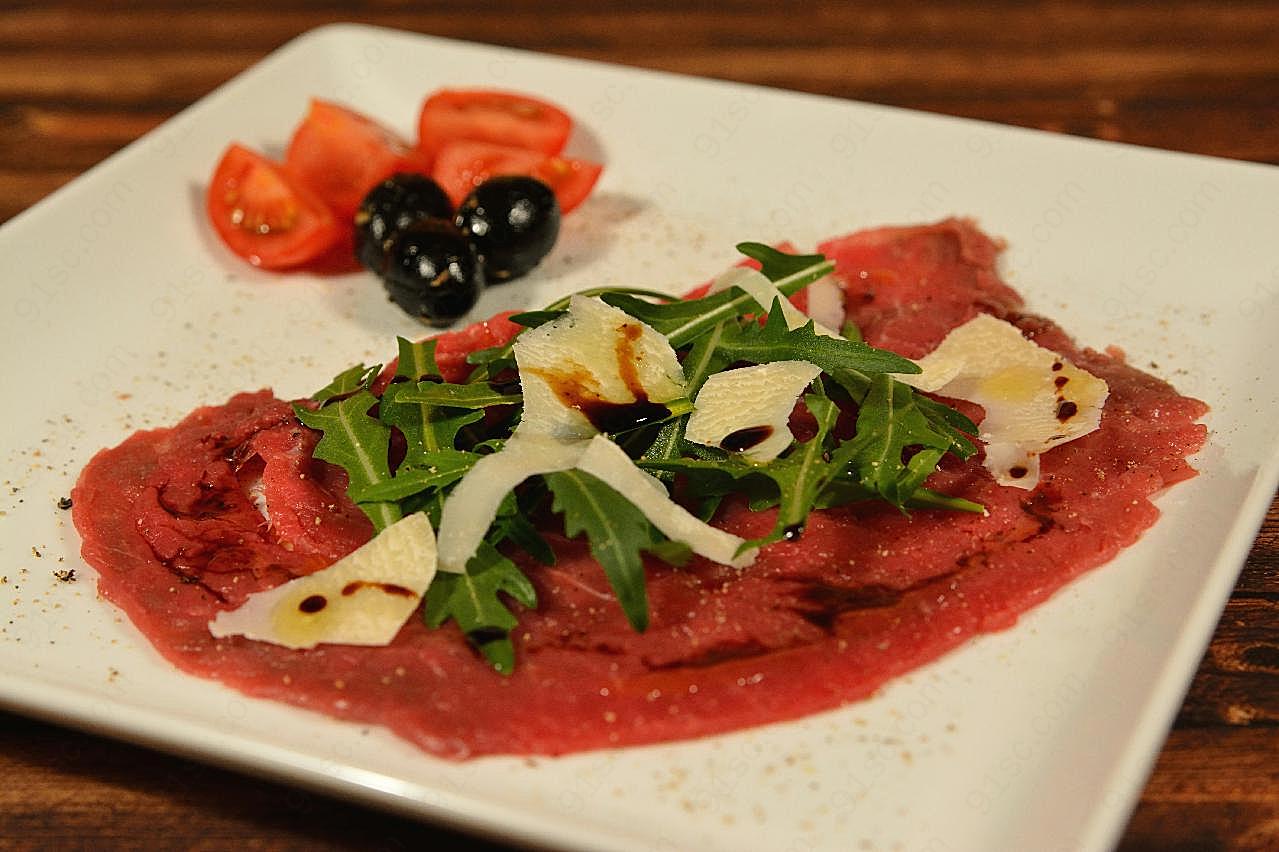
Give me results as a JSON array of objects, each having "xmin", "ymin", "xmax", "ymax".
[{"xmin": 2, "ymin": 21, "xmax": 1277, "ymax": 852}]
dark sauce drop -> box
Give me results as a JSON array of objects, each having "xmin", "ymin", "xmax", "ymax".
[
  {"xmin": 576, "ymin": 397, "xmax": 671, "ymax": 434},
  {"xmin": 1054, "ymin": 375, "xmax": 1069, "ymax": 388},
  {"xmin": 533, "ymin": 320, "xmax": 674, "ymax": 434},
  {"xmin": 341, "ymin": 581, "xmax": 415, "ymax": 598},
  {"xmin": 1056, "ymin": 400, "xmax": 1079, "ymax": 421},
  {"xmin": 722, "ymin": 425, "xmax": 774, "ymax": 453},
  {"xmin": 1051, "ymin": 361, "xmax": 1064, "ymax": 372},
  {"xmin": 298, "ymin": 594, "xmax": 328, "ymax": 614},
  {"xmin": 1009, "ymin": 465, "xmax": 1029, "ymax": 479}
]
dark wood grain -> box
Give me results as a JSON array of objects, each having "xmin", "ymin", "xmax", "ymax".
[{"xmin": 1, "ymin": 2, "xmax": 1276, "ymax": 850}]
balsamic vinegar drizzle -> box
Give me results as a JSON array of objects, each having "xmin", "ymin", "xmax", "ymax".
[
  {"xmin": 722, "ymin": 424, "xmax": 774, "ymax": 452},
  {"xmin": 531, "ymin": 321, "xmax": 674, "ymax": 434}
]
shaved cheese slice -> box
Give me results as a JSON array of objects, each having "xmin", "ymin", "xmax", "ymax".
[
  {"xmin": 437, "ymin": 433, "xmax": 755, "ymax": 574},
  {"xmin": 439, "ymin": 298, "xmax": 689, "ymax": 572},
  {"xmin": 711, "ymin": 266, "xmax": 843, "ymax": 339},
  {"xmin": 897, "ymin": 313, "xmax": 1109, "ymax": 489},
  {"xmin": 804, "ymin": 275, "xmax": 847, "ymax": 333},
  {"xmin": 436, "ymin": 434, "xmax": 587, "ymax": 573},
  {"xmin": 208, "ymin": 512, "xmax": 436, "ymax": 649},
  {"xmin": 576, "ymin": 435, "xmax": 756, "ymax": 568},
  {"xmin": 684, "ymin": 361, "xmax": 823, "ymax": 462},
  {"xmin": 515, "ymin": 295, "xmax": 687, "ymax": 440},
  {"xmin": 437, "ymin": 295, "xmax": 758, "ymax": 576}
]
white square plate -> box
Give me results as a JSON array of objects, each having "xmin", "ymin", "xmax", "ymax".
[{"xmin": 2, "ymin": 24, "xmax": 1277, "ymax": 852}]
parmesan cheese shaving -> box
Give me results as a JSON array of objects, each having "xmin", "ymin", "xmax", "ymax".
[
  {"xmin": 685, "ymin": 361, "xmax": 823, "ymax": 462},
  {"xmin": 804, "ymin": 275, "xmax": 847, "ymax": 333},
  {"xmin": 208, "ymin": 512, "xmax": 436, "ymax": 649},
  {"xmin": 576, "ymin": 435, "xmax": 756, "ymax": 568},
  {"xmin": 897, "ymin": 313, "xmax": 1109, "ymax": 489},
  {"xmin": 435, "ymin": 296, "xmax": 756, "ymax": 575},
  {"xmin": 436, "ymin": 434, "xmax": 587, "ymax": 573},
  {"xmin": 514, "ymin": 295, "xmax": 687, "ymax": 440},
  {"xmin": 711, "ymin": 266, "xmax": 843, "ymax": 338}
]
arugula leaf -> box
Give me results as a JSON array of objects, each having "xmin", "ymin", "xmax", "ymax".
[
  {"xmin": 736, "ymin": 244, "xmax": 837, "ymax": 295},
  {"xmin": 717, "ymin": 300, "xmax": 919, "ymax": 375},
  {"xmin": 646, "ymin": 538, "xmax": 693, "ymax": 566},
  {"xmin": 828, "ymin": 370, "xmax": 975, "ymax": 467},
  {"xmin": 348, "ymin": 449, "xmax": 477, "ymax": 503},
  {"xmin": 394, "ymin": 337, "xmax": 441, "ymax": 381},
  {"xmin": 465, "ymin": 341, "xmax": 517, "ymax": 370},
  {"xmin": 291, "ymin": 242, "xmax": 989, "ymax": 679},
  {"xmin": 636, "ymin": 319, "xmax": 731, "ymax": 484},
  {"xmin": 394, "ymin": 382, "xmax": 522, "ymax": 408},
  {"xmin": 836, "ymin": 372, "xmax": 964, "ymax": 507},
  {"xmin": 386, "ymin": 338, "xmax": 466, "ymax": 457},
  {"xmin": 736, "ymin": 242, "xmax": 829, "ymax": 282},
  {"xmin": 292, "ymin": 392, "xmax": 401, "ymax": 531},
  {"xmin": 310, "ymin": 363, "xmax": 381, "ymax": 404},
  {"xmin": 545, "ymin": 469, "xmax": 666, "ymax": 632},
  {"xmin": 423, "ymin": 539, "xmax": 538, "ymax": 675},
  {"xmin": 646, "ymin": 450, "xmax": 983, "ymax": 519},
  {"xmin": 385, "ymin": 346, "xmax": 514, "ymax": 460},
  {"xmin": 642, "ymin": 374, "xmax": 980, "ymax": 541},
  {"xmin": 680, "ymin": 319, "xmax": 733, "ymax": 396},
  {"xmin": 482, "ymin": 481, "xmax": 557, "ymax": 567},
  {"xmin": 380, "ymin": 381, "xmax": 485, "ymax": 458},
  {"xmin": 602, "ymin": 288, "xmax": 746, "ymax": 348},
  {"xmin": 638, "ymin": 416, "xmax": 684, "ymax": 468},
  {"xmin": 669, "ymin": 384, "xmax": 850, "ymax": 549},
  {"xmin": 766, "ymin": 389, "xmax": 842, "ymax": 541},
  {"xmin": 639, "ymin": 451, "xmax": 777, "ymax": 508},
  {"xmin": 492, "ymin": 506, "xmax": 557, "ymax": 567},
  {"xmin": 463, "ymin": 329, "xmax": 526, "ymax": 383},
  {"xmin": 815, "ymin": 479, "xmax": 984, "ymax": 514},
  {"xmin": 599, "ymin": 251, "xmax": 834, "ymax": 349},
  {"xmin": 542, "ymin": 286, "xmax": 680, "ymax": 313},
  {"xmin": 915, "ymin": 392, "xmax": 980, "ymax": 448},
  {"xmin": 508, "ymin": 309, "xmax": 565, "ymax": 329}
]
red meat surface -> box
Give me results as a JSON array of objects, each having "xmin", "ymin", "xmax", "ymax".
[{"xmin": 72, "ymin": 219, "xmax": 1208, "ymax": 759}]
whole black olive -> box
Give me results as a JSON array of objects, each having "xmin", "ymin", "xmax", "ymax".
[
  {"xmin": 354, "ymin": 173, "xmax": 453, "ymax": 274},
  {"xmin": 382, "ymin": 219, "xmax": 484, "ymax": 326},
  {"xmin": 454, "ymin": 176, "xmax": 560, "ymax": 283}
]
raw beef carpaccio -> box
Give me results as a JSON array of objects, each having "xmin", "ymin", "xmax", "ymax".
[{"xmin": 73, "ymin": 219, "xmax": 1207, "ymax": 759}]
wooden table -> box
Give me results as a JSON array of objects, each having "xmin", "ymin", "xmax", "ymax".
[{"xmin": 2, "ymin": 2, "xmax": 1276, "ymax": 849}]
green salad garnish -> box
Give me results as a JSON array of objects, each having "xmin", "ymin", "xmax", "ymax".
[{"xmin": 294, "ymin": 244, "xmax": 981, "ymax": 674}]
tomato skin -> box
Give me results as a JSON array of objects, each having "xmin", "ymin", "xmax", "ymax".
[
  {"xmin": 430, "ymin": 141, "xmax": 542, "ymax": 208},
  {"xmin": 526, "ymin": 155, "xmax": 603, "ymax": 215},
  {"xmin": 431, "ymin": 141, "xmax": 602, "ymax": 213},
  {"xmin": 418, "ymin": 89, "xmax": 573, "ymax": 158},
  {"xmin": 285, "ymin": 99, "xmax": 432, "ymax": 222},
  {"xmin": 206, "ymin": 144, "xmax": 342, "ymax": 270}
]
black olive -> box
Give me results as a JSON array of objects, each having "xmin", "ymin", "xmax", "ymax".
[
  {"xmin": 354, "ymin": 173, "xmax": 453, "ymax": 274},
  {"xmin": 382, "ymin": 220, "xmax": 485, "ymax": 326},
  {"xmin": 455, "ymin": 176, "xmax": 560, "ymax": 283}
]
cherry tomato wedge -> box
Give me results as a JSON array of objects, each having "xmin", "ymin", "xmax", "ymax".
[
  {"xmin": 285, "ymin": 99, "xmax": 432, "ymax": 221},
  {"xmin": 431, "ymin": 141, "xmax": 602, "ymax": 214},
  {"xmin": 206, "ymin": 143, "xmax": 341, "ymax": 270},
  {"xmin": 527, "ymin": 155, "xmax": 603, "ymax": 215},
  {"xmin": 418, "ymin": 89, "xmax": 573, "ymax": 158}
]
